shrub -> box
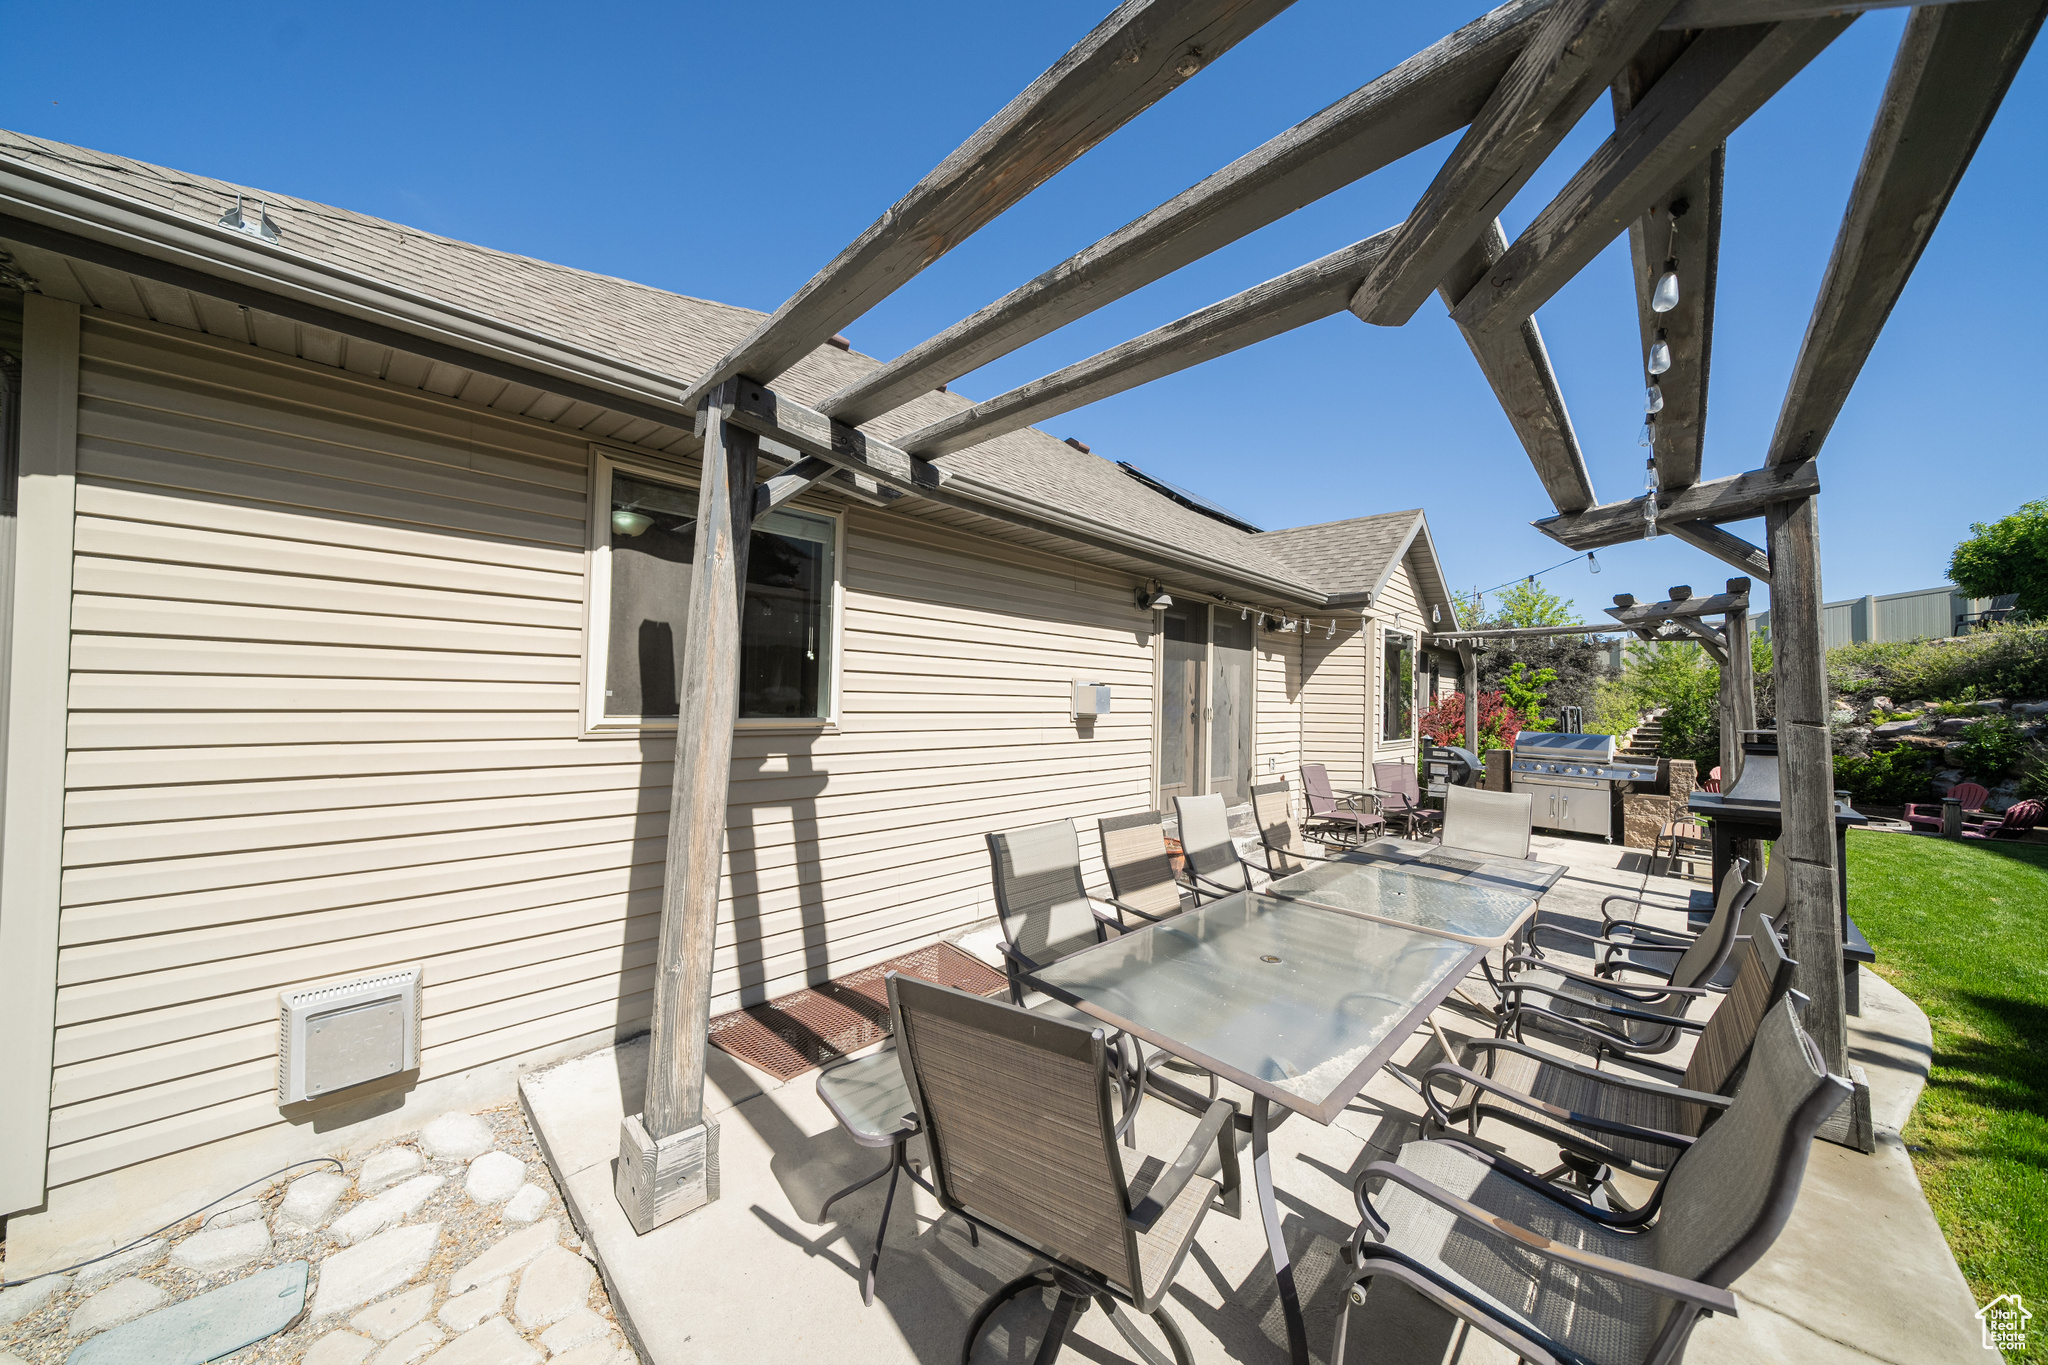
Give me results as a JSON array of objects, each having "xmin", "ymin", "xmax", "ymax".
[
  {"xmin": 1834, "ymin": 745, "xmax": 1932, "ymax": 806},
  {"xmin": 1953, "ymin": 715, "xmax": 2028, "ymax": 780},
  {"xmin": 1609, "ymin": 642, "xmax": 1721, "ymax": 767},
  {"xmin": 2018, "ymin": 744, "xmax": 2048, "ymax": 800},
  {"xmin": 1497, "ymin": 662, "xmax": 1559, "ymax": 731},
  {"xmin": 1419, "ymin": 690, "xmax": 1523, "ymax": 754},
  {"xmin": 1827, "ymin": 623, "xmax": 2048, "ymax": 703},
  {"xmin": 1585, "ymin": 679, "xmax": 1643, "ymax": 737}
]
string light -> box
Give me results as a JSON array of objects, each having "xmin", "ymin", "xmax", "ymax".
[
  {"xmin": 1651, "ymin": 201, "xmax": 1686, "ymax": 313},
  {"xmin": 1647, "ymin": 328, "xmax": 1671, "ymax": 375},
  {"xmin": 1642, "ymin": 456, "xmax": 1661, "ymax": 540}
]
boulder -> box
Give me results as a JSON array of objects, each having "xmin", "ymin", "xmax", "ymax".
[
  {"xmin": 1935, "ymin": 717, "xmax": 1971, "ymax": 736},
  {"xmin": 1873, "ymin": 719, "xmax": 1922, "ymax": 741},
  {"xmin": 463, "ymin": 1152, "xmax": 525, "ymax": 1206}
]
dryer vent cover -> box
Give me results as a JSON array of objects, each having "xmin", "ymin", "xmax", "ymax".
[{"xmin": 277, "ymin": 966, "xmax": 422, "ymax": 1105}]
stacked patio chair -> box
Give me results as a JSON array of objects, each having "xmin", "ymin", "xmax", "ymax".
[
  {"xmin": 1173, "ymin": 793, "xmax": 1265, "ymax": 897},
  {"xmin": 1097, "ymin": 810, "xmax": 1200, "ymax": 917},
  {"xmin": 1335, "ymin": 996, "xmax": 1850, "ymax": 1365},
  {"xmin": 888, "ymin": 974, "xmax": 1241, "ymax": 1365},
  {"xmin": 1653, "ymin": 816, "xmax": 1712, "ymax": 882},
  {"xmin": 1498, "ymin": 858, "xmax": 1755, "ymax": 1061},
  {"xmin": 1299, "ymin": 762, "xmax": 1386, "ymax": 846},
  {"xmin": 1372, "ymin": 759, "xmax": 1443, "ymax": 841},
  {"xmin": 1962, "ymin": 798, "xmax": 2044, "ymax": 841},
  {"xmin": 1423, "ymin": 924, "xmax": 1801, "ymax": 1192},
  {"xmin": 1901, "ymin": 781, "xmax": 1990, "ymax": 832},
  {"xmin": 1440, "ymin": 785, "xmax": 1535, "ymax": 860}
]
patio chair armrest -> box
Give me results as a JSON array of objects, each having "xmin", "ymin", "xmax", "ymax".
[
  {"xmin": 1524, "ymin": 922, "xmax": 1624, "ymax": 953},
  {"xmin": 1453, "ymin": 1040, "xmax": 1732, "ymax": 1112},
  {"xmin": 1499, "ymin": 956, "xmax": 1689, "ymax": 1002},
  {"xmin": 1184, "ymin": 867, "xmax": 1247, "ymax": 898},
  {"xmin": 1126, "ymin": 1096, "xmax": 1238, "ymax": 1232},
  {"xmin": 996, "ymin": 940, "xmax": 1042, "ymax": 974},
  {"xmin": 1598, "ymin": 918, "xmax": 1698, "ymax": 944},
  {"xmin": 1419, "ymin": 1060, "xmax": 1704, "ymax": 1152},
  {"xmin": 1097, "ymin": 893, "xmax": 1173, "ymax": 924},
  {"xmin": 1353, "ymin": 1161, "xmax": 1736, "ymax": 1313}
]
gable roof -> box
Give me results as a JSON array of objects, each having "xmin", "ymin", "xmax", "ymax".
[
  {"xmin": 0, "ymin": 129, "xmax": 1447, "ymax": 612},
  {"xmin": 1255, "ymin": 509, "xmax": 1459, "ymax": 628}
]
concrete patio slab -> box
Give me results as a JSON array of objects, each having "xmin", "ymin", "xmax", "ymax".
[{"xmin": 521, "ymin": 833, "xmax": 1985, "ymax": 1365}]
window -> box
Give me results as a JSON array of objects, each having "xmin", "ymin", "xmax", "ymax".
[
  {"xmin": 587, "ymin": 456, "xmax": 839, "ymax": 729},
  {"xmin": 1383, "ymin": 629, "xmax": 1415, "ymax": 743}
]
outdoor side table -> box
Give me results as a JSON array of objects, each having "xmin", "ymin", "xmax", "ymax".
[
  {"xmin": 1027, "ymin": 889, "xmax": 1485, "ymax": 1365},
  {"xmin": 815, "ymin": 1048, "xmax": 924, "ymax": 1305}
]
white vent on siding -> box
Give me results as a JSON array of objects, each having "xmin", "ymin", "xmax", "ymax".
[{"xmin": 277, "ymin": 966, "xmax": 422, "ymax": 1105}]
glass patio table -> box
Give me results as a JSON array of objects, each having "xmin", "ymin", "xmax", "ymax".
[
  {"xmin": 1265, "ymin": 857, "xmax": 1539, "ymax": 947},
  {"xmin": 1026, "ymin": 889, "xmax": 1486, "ymax": 1365},
  {"xmin": 1322, "ymin": 836, "xmax": 1568, "ymax": 901}
]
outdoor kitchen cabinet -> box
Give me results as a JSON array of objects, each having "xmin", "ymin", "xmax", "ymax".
[{"xmin": 1517, "ymin": 777, "xmax": 1613, "ymax": 839}]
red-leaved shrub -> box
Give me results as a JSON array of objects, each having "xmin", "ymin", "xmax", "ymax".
[{"xmin": 1420, "ymin": 690, "xmax": 1523, "ymax": 753}]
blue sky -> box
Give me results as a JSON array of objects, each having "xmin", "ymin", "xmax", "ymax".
[{"xmin": 6, "ymin": 2, "xmax": 2041, "ymax": 618}]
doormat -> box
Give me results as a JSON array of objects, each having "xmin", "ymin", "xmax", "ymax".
[{"xmin": 706, "ymin": 940, "xmax": 1009, "ymax": 1082}]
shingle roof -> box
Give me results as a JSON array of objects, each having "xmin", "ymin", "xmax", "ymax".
[{"xmin": 0, "ymin": 129, "xmax": 1440, "ymax": 609}]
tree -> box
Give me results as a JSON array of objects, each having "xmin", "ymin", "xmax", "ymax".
[
  {"xmin": 1492, "ymin": 580, "xmax": 1578, "ymax": 628},
  {"xmin": 1949, "ymin": 499, "xmax": 2048, "ymax": 619}
]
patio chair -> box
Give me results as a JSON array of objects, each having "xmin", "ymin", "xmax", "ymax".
[
  {"xmin": 1423, "ymin": 921, "xmax": 1800, "ymax": 1186},
  {"xmin": 1597, "ymin": 852, "xmax": 1783, "ymax": 992},
  {"xmin": 1097, "ymin": 810, "xmax": 1198, "ymax": 919},
  {"xmin": 1174, "ymin": 793, "xmax": 1263, "ymax": 898},
  {"xmin": 1653, "ymin": 817, "xmax": 1712, "ymax": 881},
  {"xmin": 887, "ymin": 973, "xmax": 1240, "ymax": 1365},
  {"xmin": 1440, "ymin": 785, "xmax": 1534, "ymax": 860},
  {"xmin": 1498, "ymin": 858, "xmax": 1755, "ymax": 1061},
  {"xmin": 986, "ymin": 820, "xmax": 1175, "ymax": 1007},
  {"xmin": 1250, "ymin": 780, "xmax": 1356, "ymax": 878},
  {"xmin": 1336, "ymin": 996, "xmax": 1850, "ymax": 1365},
  {"xmin": 1300, "ymin": 762, "xmax": 1385, "ymax": 846},
  {"xmin": 1961, "ymin": 798, "xmax": 2043, "ymax": 841},
  {"xmin": 1372, "ymin": 760, "xmax": 1443, "ymax": 840},
  {"xmin": 1902, "ymin": 782, "xmax": 1990, "ymax": 833}
]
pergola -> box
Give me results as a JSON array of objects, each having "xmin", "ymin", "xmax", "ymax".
[{"xmin": 622, "ymin": 0, "xmax": 2046, "ymax": 1288}]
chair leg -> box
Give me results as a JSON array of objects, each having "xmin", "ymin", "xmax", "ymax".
[
  {"xmin": 861, "ymin": 1144, "xmax": 906, "ymax": 1307},
  {"xmin": 1096, "ymin": 1295, "xmax": 1192, "ymax": 1365},
  {"xmin": 1032, "ymin": 1290, "xmax": 1084, "ymax": 1365},
  {"xmin": 961, "ymin": 1270, "xmax": 1055, "ymax": 1365}
]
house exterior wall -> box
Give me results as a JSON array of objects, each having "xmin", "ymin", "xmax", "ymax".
[
  {"xmin": 1299, "ymin": 622, "xmax": 1368, "ymax": 792},
  {"xmin": 1367, "ymin": 553, "xmax": 1429, "ymax": 771},
  {"xmin": 15, "ymin": 312, "xmax": 1331, "ymax": 1266}
]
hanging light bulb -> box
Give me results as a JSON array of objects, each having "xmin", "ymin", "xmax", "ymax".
[
  {"xmin": 1645, "ymin": 382, "xmax": 1665, "ymax": 414},
  {"xmin": 1588, "ymin": 551, "xmax": 1601, "ymax": 575},
  {"xmin": 1652, "ymin": 261, "xmax": 1680, "ymax": 313},
  {"xmin": 1642, "ymin": 456, "xmax": 1661, "ymax": 541},
  {"xmin": 1647, "ymin": 328, "xmax": 1671, "ymax": 376}
]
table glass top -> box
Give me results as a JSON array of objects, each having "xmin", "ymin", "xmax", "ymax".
[
  {"xmin": 1031, "ymin": 892, "xmax": 1480, "ymax": 1121},
  {"xmin": 1329, "ymin": 838, "xmax": 1567, "ymax": 898},
  {"xmin": 1266, "ymin": 859, "xmax": 1538, "ymax": 946}
]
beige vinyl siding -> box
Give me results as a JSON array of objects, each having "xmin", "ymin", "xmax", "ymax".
[
  {"xmin": 1372, "ymin": 556, "xmax": 1427, "ymax": 760},
  {"xmin": 1254, "ymin": 626, "xmax": 1303, "ymax": 801},
  {"xmin": 1299, "ymin": 622, "xmax": 1367, "ymax": 791},
  {"xmin": 49, "ymin": 315, "xmax": 1159, "ymax": 1191}
]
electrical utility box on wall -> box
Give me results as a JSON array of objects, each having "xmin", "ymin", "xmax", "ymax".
[
  {"xmin": 277, "ymin": 966, "xmax": 423, "ymax": 1105},
  {"xmin": 1071, "ymin": 681, "xmax": 1112, "ymax": 717}
]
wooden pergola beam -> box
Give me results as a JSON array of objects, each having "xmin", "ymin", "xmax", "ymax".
[
  {"xmin": 1606, "ymin": 587, "xmax": 1748, "ymax": 625},
  {"xmin": 1436, "ymin": 221, "xmax": 1595, "ymax": 512},
  {"xmin": 1767, "ymin": 0, "xmax": 2047, "ymax": 467},
  {"xmin": 1349, "ymin": 0, "xmax": 1678, "ymax": 328},
  {"xmin": 677, "ymin": 0, "xmax": 1297, "ymax": 407},
  {"xmin": 1666, "ymin": 519, "xmax": 1771, "ymax": 582},
  {"xmin": 899, "ymin": 228, "xmax": 1397, "ymax": 458},
  {"xmin": 1663, "ymin": 0, "xmax": 1989, "ymax": 27},
  {"xmin": 1533, "ymin": 461, "xmax": 1817, "ymax": 550},
  {"xmin": 820, "ymin": 0, "xmax": 1554, "ymax": 425},
  {"xmin": 1432, "ymin": 623, "xmax": 1624, "ymax": 639},
  {"xmin": 1453, "ymin": 21, "xmax": 1841, "ymax": 340}
]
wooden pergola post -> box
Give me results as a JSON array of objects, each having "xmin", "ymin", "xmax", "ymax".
[
  {"xmin": 1764, "ymin": 495, "xmax": 1869, "ymax": 1149},
  {"xmin": 617, "ymin": 379, "xmax": 759, "ymax": 1233},
  {"xmin": 1717, "ymin": 577, "xmax": 1755, "ymax": 790}
]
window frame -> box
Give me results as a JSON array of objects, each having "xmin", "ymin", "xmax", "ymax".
[
  {"xmin": 1381, "ymin": 625, "xmax": 1417, "ymax": 746},
  {"xmin": 582, "ymin": 447, "xmax": 845, "ymax": 736}
]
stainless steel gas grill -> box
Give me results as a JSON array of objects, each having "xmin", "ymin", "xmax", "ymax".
[{"xmin": 1510, "ymin": 732, "xmax": 1659, "ymax": 841}]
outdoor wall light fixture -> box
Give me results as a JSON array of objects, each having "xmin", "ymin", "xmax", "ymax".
[
  {"xmin": 1137, "ymin": 585, "xmax": 1173, "ymax": 610},
  {"xmin": 1647, "ymin": 329, "xmax": 1671, "ymax": 375}
]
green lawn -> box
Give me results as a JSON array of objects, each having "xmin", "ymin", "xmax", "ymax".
[{"xmin": 1847, "ymin": 830, "xmax": 2048, "ymax": 1358}]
